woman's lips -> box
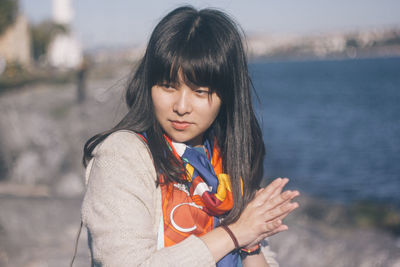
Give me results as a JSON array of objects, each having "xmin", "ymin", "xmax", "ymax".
[{"xmin": 170, "ymin": 120, "xmax": 192, "ymax": 130}]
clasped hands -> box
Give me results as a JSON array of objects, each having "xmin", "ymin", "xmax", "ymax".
[{"xmin": 230, "ymin": 177, "xmax": 299, "ymax": 249}]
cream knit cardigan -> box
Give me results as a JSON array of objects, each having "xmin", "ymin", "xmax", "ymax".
[{"xmin": 81, "ymin": 130, "xmax": 279, "ymax": 267}]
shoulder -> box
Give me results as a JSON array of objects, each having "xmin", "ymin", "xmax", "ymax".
[
  {"xmin": 93, "ymin": 130, "xmax": 149, "ymax": 157},
  {"xmin": 85, "ymin": 130, "xmax": 155, "ymax": 185}
]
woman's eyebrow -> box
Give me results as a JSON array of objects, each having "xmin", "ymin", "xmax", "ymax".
[{"xmin": 192, "ymin": 87, "xmax": 210, "ymax": 91}]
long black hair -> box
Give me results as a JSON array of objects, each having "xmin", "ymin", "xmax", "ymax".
[{"xmin": 83, "ymin": 6, "xmax": 265, "ymax": 224}]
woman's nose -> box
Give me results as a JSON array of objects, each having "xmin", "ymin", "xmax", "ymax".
[{"xmin": 173, "ymin": 90, "xmax": 192, "ymax": 115}]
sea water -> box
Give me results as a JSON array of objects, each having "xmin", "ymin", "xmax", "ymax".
[{"xmin": 250, "ymin": 57, "xmax": 400, "ymax": 207}]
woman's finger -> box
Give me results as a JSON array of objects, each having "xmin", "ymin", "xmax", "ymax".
[
  {"xmin": 269, "ymin": 177, "xmax": 289, "ymax": 199},
  {"xmin": 272, "ymin": 200, "xmax": 300, "ymax": 223},
  {"xmin": 265, "ymin": 190, "xmax": 300, "ymax": 212},
  {"xmin": 264, "ymin": 224, "xmax": 289, "ymax": 237},
  {"xmin": 254, "ymin": 178, "xmax": 284, "ymax": 205},
  {"xmin": 264, "ymin": 201, "xmax": 299, "ymax": 222},
  {"xmin": 254, "ymin": 187, "xmax": 264, "ymax": 198},
  {"xmin": 262, "ymin": 218, "xmax": 283, "ymax": 232}
]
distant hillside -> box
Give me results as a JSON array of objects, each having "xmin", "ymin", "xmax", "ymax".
[
  {"xmin": 247, "ymin": 28, "xmax": 400, "ymax": 61},
  {"xmin": 83, "ymin": 28, "xmax": 400, "ymax": 64}
]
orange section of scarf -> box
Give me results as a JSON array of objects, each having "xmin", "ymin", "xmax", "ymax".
[{"xmin": 161, "ymin": 136, "xmax": 234, "ymax": 247}]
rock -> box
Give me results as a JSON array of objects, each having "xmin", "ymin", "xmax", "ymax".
[
  {"xmin": 10, "ymin": 151, "xmax": 43, "ymax": 184},
  {"xmin": 53, "ymin": 172, "xmax": 84, "ymax": 198},
  {"xmin": 0, "ymin": 196, "xmax": 90, "ymax": 267},
  {"xmin": 269, "ymin": 194, "xmax": 400, "ymax": 267}
]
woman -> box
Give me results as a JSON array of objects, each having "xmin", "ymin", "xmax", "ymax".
[{"xmin": 81, "ymin": 6, "xmax": 299, "ymax": 267}]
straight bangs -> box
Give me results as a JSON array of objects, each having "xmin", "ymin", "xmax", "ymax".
[{"xmin": 148, "ymin": 28, "xmax": 231, "ymax": 96}]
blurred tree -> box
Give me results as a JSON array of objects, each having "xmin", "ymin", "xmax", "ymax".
[
  {"xmin": 30, "ymin": 21, "xmax": 68, "ymax": 61},
  {"xmin": 346, "ymin": 38, "xmax": 359, "ymax": 48},
  {"xmin": 0, "ymin": 0, "xmax": 18, "ymax": 35},
  {"xmin": 382, "ymin": 30, "xmax": 400, "ymax": 46}
]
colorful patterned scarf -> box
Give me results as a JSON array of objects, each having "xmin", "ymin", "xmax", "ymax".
[{"xmin": 140, "ymin": 133, "xmax": 239, "ymax": 266}]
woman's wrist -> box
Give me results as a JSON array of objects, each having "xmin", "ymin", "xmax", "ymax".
[
  {"xmin": 226, "ymin": 222, "xmax": 247, "ymax": 248},
  {"xmin": 199, "ymin": 226, "xmax": 238, "ymax": 263},
  {"xmin": 220, "ymin": 225, "xmax": 240, "ymax": 249},
  {"xmin": 219, "ymin": 224, "xmax": 262, "ymax": 259}
]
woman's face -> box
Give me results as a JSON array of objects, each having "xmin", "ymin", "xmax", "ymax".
[{"xmin": 151, "ymin": 78, "xmax": 221, "ymax": 147}]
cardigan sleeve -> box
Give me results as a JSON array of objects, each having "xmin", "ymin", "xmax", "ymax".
[{"xmin": 81, "ymin": 131, "xmax": 215, "ymax": 267}]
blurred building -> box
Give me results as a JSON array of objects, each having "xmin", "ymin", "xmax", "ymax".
[
  {"xmin": 47, "ymin": 0, "xmax": 82, "ymax": 69},
  {"xmin": 0, "ymin": 15, "xmax": 31, "ymax": 68},
  {"xmin": 52, "ymin": 0, "xmax": 73, "ymax": 25},
  {"xmin": 48, "ymin": 33, "xmax": 82, "ymax": 69}
]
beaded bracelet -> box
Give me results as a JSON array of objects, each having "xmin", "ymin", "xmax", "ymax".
[{"xmin": 239, "ymin": 244, "xmax": 261, "ymax": 257}]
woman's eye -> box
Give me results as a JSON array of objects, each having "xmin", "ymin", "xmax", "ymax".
[
  {"xmin": 195, "ymin": 90, "xmax": 210, "ymax": 96},
  {"xmin": 160, "ymin": 84, "xmax": 175, "ymax": 90}
]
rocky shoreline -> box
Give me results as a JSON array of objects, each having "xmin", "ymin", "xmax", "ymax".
[{"xmin": 1, "ymin": 191, "xmax": 399, "ymax": 267}]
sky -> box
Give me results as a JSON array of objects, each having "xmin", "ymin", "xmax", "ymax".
[{"xmin": 20, "ymin": 0, "xmax": 400, "ymax": 50}]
